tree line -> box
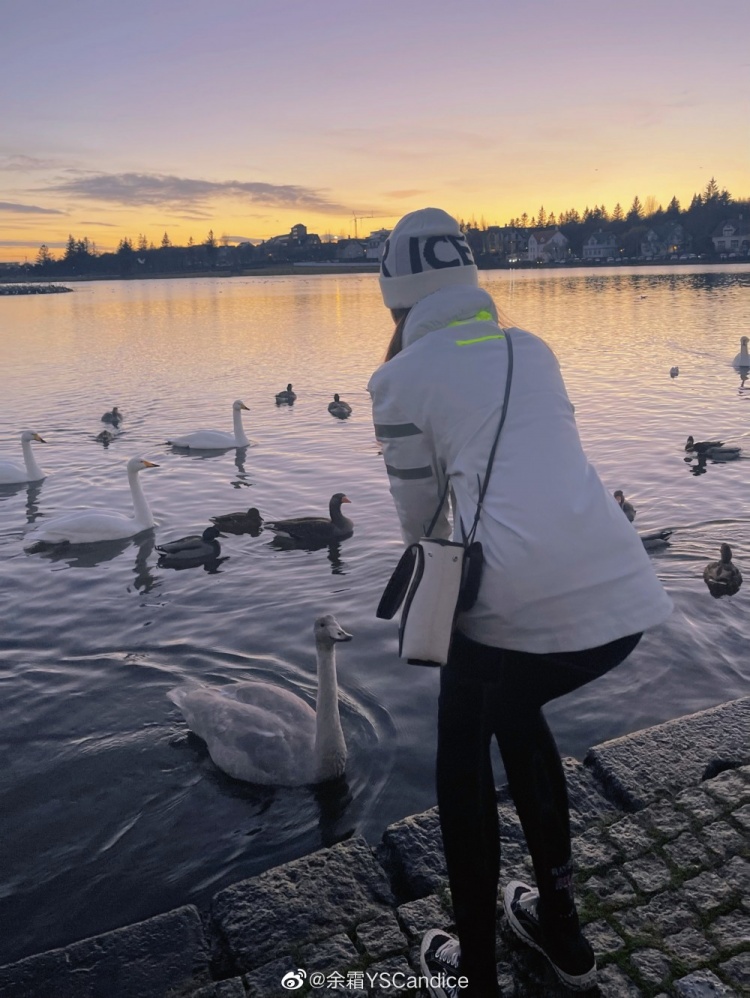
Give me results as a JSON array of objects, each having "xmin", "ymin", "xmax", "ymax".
[{"xmin": 20, "ymin": 177, "xmax": 750, "ymax": 277}]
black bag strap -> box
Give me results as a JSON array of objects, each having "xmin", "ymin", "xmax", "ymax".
[{"xmin": 424, "ymin": 329, "xmax": 514, "ymax": 542}]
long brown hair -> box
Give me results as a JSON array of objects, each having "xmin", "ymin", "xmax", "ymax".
[{"xmin": 385, "ymin": 308, "xmax": 411, "ymax": 361}]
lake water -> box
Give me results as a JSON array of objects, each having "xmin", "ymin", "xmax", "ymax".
[{"xmin": 1, "ymin": 266, "xmax": 749, "ymax": 966}]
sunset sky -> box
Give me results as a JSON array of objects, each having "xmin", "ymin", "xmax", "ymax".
[{"xmin": 1, "ymin": 0, "xmax": 748, "ymax": 263}]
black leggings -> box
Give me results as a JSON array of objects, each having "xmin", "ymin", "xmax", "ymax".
[{"xmin": 437, "ymin": 628, "xmax": 642, "ymax": 995}]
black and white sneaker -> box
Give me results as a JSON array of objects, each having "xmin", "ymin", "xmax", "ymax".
[
  {"xmin": 503, "ymin": 880, "xmax": 597, "ymax": 991},
  {"xmin": 419, "ymin": 929, "xmax": 462, "ymax": 998}
]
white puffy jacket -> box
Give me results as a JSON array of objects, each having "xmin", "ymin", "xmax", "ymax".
[{"xmin": 368, "ymin": 285, "xmax": 673, "ymax": 653}]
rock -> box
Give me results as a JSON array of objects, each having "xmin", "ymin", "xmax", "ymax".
[
  {"xmin": 0, "ymin": 905, "xmax": 209, "ymax": 998},
  {"xmin": 585, "ymin": 698, "xmax": 750, "ymax": 810},
  {"xmin": 209, "ymin": 835, "xmax": 393, "ymax": 974}
]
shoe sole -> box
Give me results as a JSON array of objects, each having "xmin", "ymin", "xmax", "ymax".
[{"xmin": 503, "ymin": 882, "xmax": 597, "ymax": 992}]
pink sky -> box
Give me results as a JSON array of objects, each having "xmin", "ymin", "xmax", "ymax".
[{"xmin": 1, "ymin": 0, "xmax": 748, "ymax": 262}]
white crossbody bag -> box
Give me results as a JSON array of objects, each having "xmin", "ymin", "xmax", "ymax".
[{"xmin": 376, "ymin": 330, "xmax": 514, "ymax": 665}]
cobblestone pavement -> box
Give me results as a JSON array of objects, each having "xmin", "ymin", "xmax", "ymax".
[{"xmin": 0, "ymin": 700, "xmax": 747, "ymax": 998}]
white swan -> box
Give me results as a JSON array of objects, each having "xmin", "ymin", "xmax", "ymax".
[
  {"xmin": 0, "ymin": 431, "xmax": 47, "ymax": 484},
  {"xmin": 167, "ymin": 614, "xmax": 352, "ymax": 785},
  {"xmin": 732, "ymin": 336, "xmax": 749, "ymax": 368},
  {"xmin": 25, "ymin": 457, "xmax": 158, "ymax": 547},
  {"xmin": 167, "ymin": 399, "xmax": 250, "ymax": 449}
]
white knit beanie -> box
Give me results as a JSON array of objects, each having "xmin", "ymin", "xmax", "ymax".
[{"xmin": 379, "ymin": 207, "xmax": 478, "ymax": 309}]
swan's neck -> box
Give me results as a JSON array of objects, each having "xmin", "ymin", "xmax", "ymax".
[
  {"xmin": 233, "ymin": 408, "xmax": 249, "ymax": 446},
  {"xmin": 313, "ymin": 641, "xmax": 346, "ymax": 781},
  {"xmin": 21, "ymin": 438, "xmax": 44, "ymax": 480},
  {"xmin": 128, "ymin": 468, "xmax": 155, "ymax": 529}
]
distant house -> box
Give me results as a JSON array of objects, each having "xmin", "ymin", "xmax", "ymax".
[
  {"xmin": 582, "ymin": 231, "xmax": 618, "ymax": 261},
  {"xmin": 365, "ymin": 228, "xmax": 390, "ymax": 261},
  {"xmin": 476, "ymin": 225, "xmax": 529, "ymax": 262},
  {"xmin": 262, "ymin": 223, "xmax": 322, "ymax": 261},
  {"xmin": 711, "ymin": 217, "xmax": 750, "ymax": 255},
  {"xmin": 640, "ymin": 223, "xmax": 689, "ymax": 259},
  {"xmin": 335, "ymin": 239, "xmax": 367, "ymax": 261},
  {"xmin": 527, "ymin": 228, "xmax": 569, "ymax": 262}
]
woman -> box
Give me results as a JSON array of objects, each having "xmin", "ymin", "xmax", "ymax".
[{"xmin": 368, "ymin": 208, "xmax": 672, "ymax": 997}]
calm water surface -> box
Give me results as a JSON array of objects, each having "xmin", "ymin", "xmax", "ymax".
[{"xmin": 1, "ymin": 267, "xmax": 749, "ymax": 964}]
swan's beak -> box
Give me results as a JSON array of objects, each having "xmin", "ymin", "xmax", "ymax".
[
  {"xmin": 334, "ymin": 628, "xmax": 353, "ymax": 643},
  {"xmin": 240, "ymin": 402, "xmax": 250, "ymax": 410},
  {"xmin": 33, "ymin": 434, "xmax": 46, "ymax": 443},
  {"xmin": 341, "ymin": 496, "xmax": 352, "ymax": 504},
  {"xmin": 142, "ymin": 460, "xmax": 159, "ymax": 468}
]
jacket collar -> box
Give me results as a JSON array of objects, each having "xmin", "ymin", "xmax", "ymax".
[{"xmin": 402, "ymin": 286, "xmax": 499, "ymax": 349}]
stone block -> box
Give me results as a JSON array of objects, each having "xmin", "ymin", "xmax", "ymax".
[
  {"xmin": 595, "ymin": 962, "xmax": 644, "ymax": 996},
  {"xmin": 663, "ymin": 927, "xmax": 718, "ymax": 968},
  {"xmin": 663, "ymin": 832, "xmax": 712, "ymax": 872},
  {"xmin": 628, "ymin": 947, "xmax": 672, "ymax": 987},
  {"xmin": 560, "ymin": 756, "xmax": 619, "ymax": 833},
  {"xmin": 573, "ymin": 826, "xmax": 616, "ymax": 872},
  {"xmin": 732, "ymin": 802, "xmax": 750, "ymax": 832},
  {"xmin": 0, "ymin": 905, "xmax": 209, "ymax": 998},
  {"xmin": 582, "ymin": 869, "xmax": 638, "ymax": 909},
  {"xmin": 673, "ymin": 968, "xmax": 738, "ymax": 996},
  {"xmin": 210, "ymin": 835, "xmax": 393, "ymax": 974},
  {"xmin": 676, "ymin": 788, "xmax": 725, "ymax": 825},
  {"xmin": 605, "ymin": 814, "xmax": 656, "ymax": 859},
  {"xmin": 623, "ymin": 856, "xmax": 673, "ymax": 894},
  {"xmin": 719, "ymin": 951, "xmax": 750, "ymax": 992},
  {"xmin": 640, "ymin": 801, "xmax": 690, "ymax": 839},
  {"xmin": 681, "ymin": 871, "xmax": 736, "ymax": 914},
  {"xmin": 717, "ymin": 856, "xmax": 750, "ymax": 896},
  {"xmin": 584, "ymin": 919, "xmax": 625, "ymax": 955},
  {"xmin": 614, "ymin": 892, "xmax": 700, "ymax": 938},
  {"xmin": 377, "ymin": 806, "xmax": 447, "ymax": 898},
  {"xmin": 702, "ymin": 766, "xmax": 750, "ymax": 806},
  {"xmin": 701, "ymin": 821, "xmax": 748, "ymax": 861},
  {"xmin": 355, "ymin": 912, "xmax": 407, "ymax": 961},
  {"xmin": 708, "ymin": 911, "xmax": 750, "ymax": 952},
  {"xmin": 243, "ymin": 956, "xmax": 299, "ymax": 998},
  {"xmin": 299, "ymin": 933, "xmax": 359, "ymax": 973},
  {"xmin": 584, "ymin": 697, "xmax": 750, "ymax": 810},
  {"xmin": 396, "ymin": 895, "xmax": 452, "ymax": 941}
]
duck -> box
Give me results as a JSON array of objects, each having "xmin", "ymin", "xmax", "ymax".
[
  {"xmin": 209, "ymin": 506, "xmax": 263, "ymax": 535},
  {"xmin": 669, "ymin": 366, "xmax": 679, "ymax": 378},
  {"xmin": 732, "ymin": 336, "xmax": 749, "ymax": 369},
  {"xmin": 167, "ymin": 614, "xmax": 352, "ymax": 785},
  {"xmin": 685, "ymin": 436, "xmax": 741, "ymax": 460},
  {"xmin": 167, "ymin": 399, "xmax": 250, "ymax": 449},
  {"xmin": 267, "ymin": 493, "xmax": 353, "ymax": 546},
  {"xmin": 96, "ymin": 429, "xmax": 117, "ymax": 445},
  {"xmin": 0, "ymin": 431, "xmax": 47, "ymax": 484},
  {"xmin": 157, "ymin": 526, "xmax": 223, "ymax": 562},
  {"xmin": 275, "ymin": 384, "xmax": 297, "ymax": 404},
  {"xmin": 24, "ymin": 457, "xmax": 158, "ymax": 547},
  {"xmin": 685, "ymin": 436, "xmax": 724, "ymax": 455},
  {"xmin": 639, "ymin": 529, "xmax": 672, "ymax": 551},
  {"xmin": 703, "ymin": 543, "xmax": 742, "ymax": 595},
  {"xmin": 613, "ymin": 490, "xmax": 636, "ymax": 522},
  {"xmin": 328, "ymin": 394, "xmax": 352, "ymax": 419},
  {"xmin": 101, "ymin": 406, "xmax": 122, "ymax": 426}
]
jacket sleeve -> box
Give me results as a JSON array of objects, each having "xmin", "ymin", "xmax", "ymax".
[{"xmin": 370, "ymin": 391, "xmax": 451, "ymax": 546}]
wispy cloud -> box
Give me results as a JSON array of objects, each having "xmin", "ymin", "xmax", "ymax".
[
  {"xmin": 0, "ymin": 200, "xmax": 67, "ymax": 215},
  {"xmin": 0, "ymin": 239, "xmax": 69, "ymax": 248},
  {"xmin": 78, "ymin": 220, "xmax": 119, "ymax": 227},
  {"xmin": 0, "ymin": 155, "xmax": 60, "ymax": 172},
  {"xmin": 42, "ymin": 172, "xmax": 351, "ymax": 214}
]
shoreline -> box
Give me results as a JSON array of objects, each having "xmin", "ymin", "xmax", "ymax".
[
  {"xmin": 1, "ymin": 258, "xmax": 749, "ymax": 286},
  {"xmin": 1, "ymin": 696, "xmax": 747, "ymax": 998}
]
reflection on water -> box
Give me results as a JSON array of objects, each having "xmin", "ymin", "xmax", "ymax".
[{"xmin": 1, "ymin": 266, "xmax": 749, "ymax": 965}]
